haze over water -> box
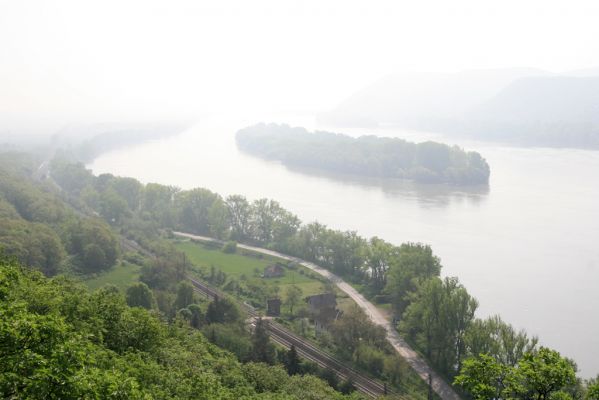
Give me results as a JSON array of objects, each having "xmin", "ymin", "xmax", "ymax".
[{"xmin": 89, "ymin": 115, "xmax": 599, "ymax": 377}]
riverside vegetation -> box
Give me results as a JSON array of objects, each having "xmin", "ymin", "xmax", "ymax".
[
  {"xmin": 0, "ymin": 151, "xmax": 597, "ymax": 399},
  {"xmin": 235, "ymin": 123, "xmax": 490, "ymax": 185}
]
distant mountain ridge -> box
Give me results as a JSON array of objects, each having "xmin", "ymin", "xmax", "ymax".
[{"xmin": 320, "ymin": 68, "xmax": 599, "ymax": 149}]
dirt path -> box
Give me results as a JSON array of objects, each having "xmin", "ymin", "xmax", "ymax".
[{"xmin": 174, "ymin": 231, "xmax": 461, "ymax": 400}]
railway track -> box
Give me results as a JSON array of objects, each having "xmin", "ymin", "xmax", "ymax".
[{"xmin": 188, "ymin": 277, "xmax": 397, "ymax": 399}]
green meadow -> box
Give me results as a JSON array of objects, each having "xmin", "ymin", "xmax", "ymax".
[
  {"xmin": 82, "ymin": 261, "xmax": 142, "ymax": 291},
  {"xmin": 175, "ymin": 239, "xmax": 328, "ymax": 299}
]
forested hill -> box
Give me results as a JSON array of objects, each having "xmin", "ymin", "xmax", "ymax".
[
  {"xmin": 0, "ymin": 260, "xmax": 359, "ymax": 399},
  {"xmin": 236, "ymin": 123, "xmax": 490, "ymax": 185}
]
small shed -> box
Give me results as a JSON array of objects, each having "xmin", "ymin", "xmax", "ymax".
[
  {"xmin": 263, "ymin": 264, "xmax": 285, "ymax": 278},
  {"xmin": 267, "ymin": 298, "xmax": 281, "ymax": 316},
  {"xmin": 306, "ymin": 293, "xmax": 337, "ymax": 314},
  {"xmin": 305, "ymin": 293, "xmax": 339, "ymax": 332}
]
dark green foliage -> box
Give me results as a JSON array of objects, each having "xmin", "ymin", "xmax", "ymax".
[
  {"xmin": 353, "ymin": 344, "xmax": 385, "ymax": 375},
  {"xmin": 140, "ymin": 256, "xmax": 187, "ymax": 291},
  {"xmin": 236, "ymin": 123, "xmax": 490, "ymax": 184},
  {"xmin": 0, "ymin": 259, "xmax": 357, "ymax": 399},
  {"xmin": 284, "ymin": 345, "xmax": 301, "ymax": 375},
  {"xmin": 250, "ymin": 318, "xmax": 276, "ymax": 364},
  {"xmin": 174, "ymin": 281, "xmax": 195, "ymax": 311},
  {"xmin": 206, "ymin": 297, "xmax": 242, "ymax": 324},
  {"xmin": 66, "ymin": 218, "xmax": 119, "ymax": 271},
  {"xmin": 222, "ymin": 240, "xmax": 237, "ymax": 253},
  {"xmin": 317, "ymin": 368, "xmax": 340, "ymax": 390},
  {"xmin": 125, "ymin": 282, "xmax": 155, "ymax": 309},
  {"xmin": 0, "ymin": 217, "xmax": 65, "ymax": 275},
  {"xmin": 330, "ymin": 304, "xmax": 387, "ymax": 355},
  {"xmin": 188, "ymin": 303, "xmax": 203, "ymax": 329},
  {"xmin": 339, "ymin": 378, "xmax": 356, "ymax": 395}
]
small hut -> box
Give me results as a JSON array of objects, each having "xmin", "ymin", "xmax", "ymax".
[
  {"xmin": 266, "ymin": 298, "xmax": 281, "ymax": 316},
  {"xmin": 263, "ymin": 264, "xmax": 285, "ymax": 278}
]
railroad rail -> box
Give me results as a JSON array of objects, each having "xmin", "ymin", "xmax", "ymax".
[{"xmin": 188, "ymin": 276, "xmax": 398, "ymax": 399}]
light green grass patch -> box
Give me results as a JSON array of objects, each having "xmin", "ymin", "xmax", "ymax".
[
  {"xmin": 175, "ymin": 240, "xmax": 326, "ymax": 298},
  {"xmin": 82, "ymin": 261, "xmax": 142, "ymax": 291}
]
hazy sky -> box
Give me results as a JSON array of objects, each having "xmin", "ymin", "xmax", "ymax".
[{"xmin": 2, "ymin": 0, "xmax": 599, "ymax": 128}]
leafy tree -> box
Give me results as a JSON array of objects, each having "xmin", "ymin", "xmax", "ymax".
[
  {"xmin": 515, "ymin": 347, "xmax": 577, "ymax": 400},
  {"xmin": 99, "ymin": 188, "xmax": 129, "ymax": 223},
  {"xmin": 126, "ymin": 282, "xmax": 155, "ymax": 309},
  {"xmin": 242, "ymin": 362, "xmax": 289, "ymax": 393},
  {"xmin": 455, "ymin": 348, "xmax": 577, "ymax": 400},
  {"xmin": 222, "ymin": 240, "xmax": 237, "ymax": 254},
  {"xmin": 67, "ymin": 218, "xmax": 119, "ymax": 271},
  {"xmin": 353, "ymin": 344, "xmax": 385, "ymax": 375},
  {"xmin": 140, "ymin": 255, "xmax": 186, "ymax": 291},
  {"xmin": 465, "ymin": 315, "xmax": 538, "ymax": 366},
  {"xmin": 251, "ymin": 318, "xmax": 276, "ymax": 364},
  {"xmin": 202, "ymin": 323, "xmax": 252, "ymax": 361},
  {"xmin": 141, "ymin": 183, "xmax": 179, "ymax": 226},
  {"xmin": 250, "ymin": 198, "xmax": 300, "ymax": 245},
  {"xmin": 454, "ymin": 354, "xmax": 510, "ymax": 399},
  {"xmin": 50, "ymin": 159, "xmax": 94, "ymax": 194},
  {"xmin": 365, "ymin": 237, "xmax": 396, "ymax": 292},
  {"xmin": 173, "ymin": 281, "xmax": 195, "ymax": 311},
  {"xmin": 330, "ymin": 304, "xmax": 386, "ymax": 354},
  {"xmin": 206, "ymin": 297, "xmax": 241, "ymax": 324},
  {"xmin": 587, "ymin": 376, "xmax": 599, "ymax": 400},
  {"xmin": 226, "ymin": 194, "xmax": 252, "ymax": 240},
  {"xmin": 208, "ymin": 199, "xmax": 230, "ymax": 239},
  {"xmin": 174, "ymin": 188, "xmax": 220, "ymax": 234},
  {"xmin": 187, "ymin": 304, "xmax": 203, "ymax": 329},
  {"xmin": 110, "ymin": 176, "xmax": 143, "ymax": 210},
  {"xmin": 83, "ymin": 243, "xmax": 107, "ymax": 270},
  {"xmin": 400, "ymin": 276, "xmax": 478, "ymax": 377},
  {"xmin": 385, "ymin": 243, "xmax": 441, "ymax": 317},
  {"xmin": 284, "ymin": 344, "xmax": 301, "ymax": 375},
  {"xmin": 284, "ymin": 284, "xmax": 303, "ymax": 315},
  {"xmin": 0, "ymin": 219, "xmax": 65, "ymax": 276}
]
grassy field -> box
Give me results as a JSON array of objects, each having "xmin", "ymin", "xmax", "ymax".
[
  {"xmin": 82, "ymin": 261, "xmax": 142, "ymax": 291},
  {"xmin": 175, "ymin": 240, "xmax": 328, "ymax": 298}
]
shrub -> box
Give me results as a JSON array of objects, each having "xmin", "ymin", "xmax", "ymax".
[{"xmin": 222, "ymin": 241, "xmax": 237, "ymax": 254}]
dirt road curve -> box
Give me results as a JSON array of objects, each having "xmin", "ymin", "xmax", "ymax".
[{"xmin": 174, "ymin": 231, "xmax": 461, "ymax": 400}]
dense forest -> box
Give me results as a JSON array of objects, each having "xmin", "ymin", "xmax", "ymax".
[
  {"xmin": 235, "ymin": 123, "xmax": 490, "ymax": 185},
  {"xmin": 1, "ymin": 151, "xmax": 598, "ymax": 399}
]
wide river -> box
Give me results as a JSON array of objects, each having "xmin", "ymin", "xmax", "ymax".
[{"xmin": 89, "ymin": 114, "xmax": 599, "ymax": 377}]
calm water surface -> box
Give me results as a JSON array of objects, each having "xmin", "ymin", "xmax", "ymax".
[{"xmin": 89, "ymin": 115, "xmax": 599, "ymax": 377}]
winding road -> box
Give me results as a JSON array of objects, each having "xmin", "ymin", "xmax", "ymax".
[{"xmin": 173, "ymin": 231, "xmax": 461, "ymax": 400}]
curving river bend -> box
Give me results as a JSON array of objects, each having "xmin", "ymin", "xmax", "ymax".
[{"xmin": 88, "ymin": 114, "xmax": 599, "ymax": 377}]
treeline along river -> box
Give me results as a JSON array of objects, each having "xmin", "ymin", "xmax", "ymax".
[{"xmin": 88, "ymin": 114, "xmax": 599, "ymax": 377}]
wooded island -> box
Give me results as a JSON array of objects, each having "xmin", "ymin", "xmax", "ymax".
[{"xmin": 236, "ymin": 123, "xmax": 490, "ymax": 185}]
